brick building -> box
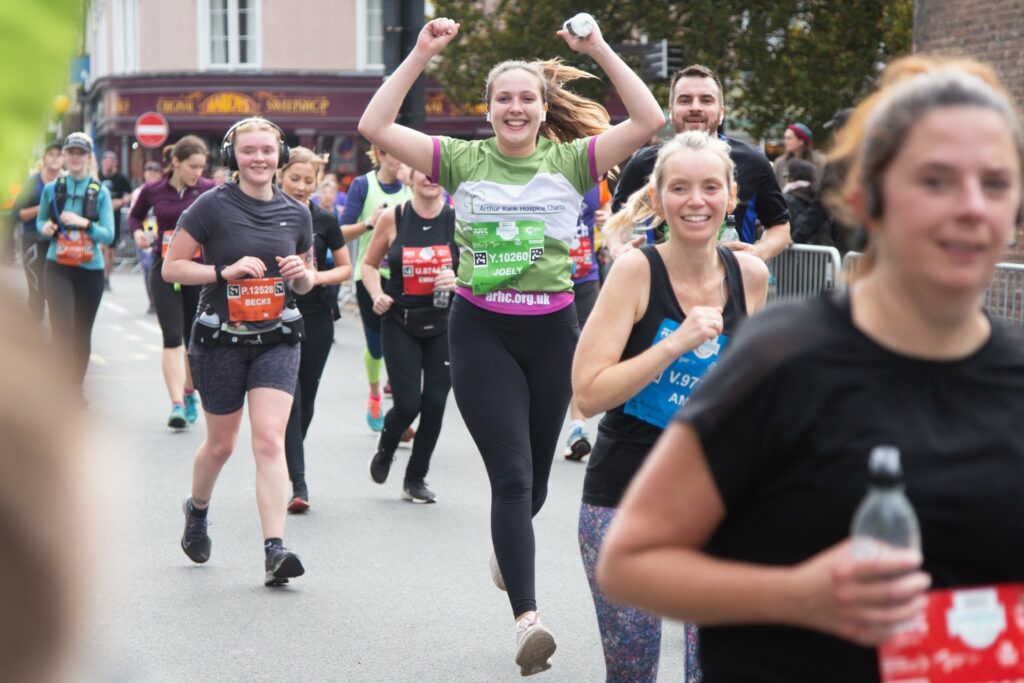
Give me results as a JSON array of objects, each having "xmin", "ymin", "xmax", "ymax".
[{"xmin": 914, "ymin": 0, "xmax": 1024, "ymax": 256}]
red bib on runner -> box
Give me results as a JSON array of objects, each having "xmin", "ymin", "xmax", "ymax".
[
  {"xmin": 55, "ymin": 230, "xmax": 94, "ymax": 266},
  {"xmin": 570, "ymin": 234, "xmax": 593, "ymax": 279},
  {"xmin": 226, "ymin": 277, "xmax": 286, "ymax": 323},
  {"xmin": 401, "ymin": 245, "xmax": 453, "ymax": 296}
]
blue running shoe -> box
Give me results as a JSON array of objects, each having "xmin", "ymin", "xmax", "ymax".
[
  {"xmin": 183, "ymin": 392, "xmax": 199, "ymax": 424},
  {"xmin": 366, "ymin": 395, "xmax": 384, "ymax": 432},
  {"xmin": 167, "ymin": 403, "xmax": 187, "ymax": 430}
]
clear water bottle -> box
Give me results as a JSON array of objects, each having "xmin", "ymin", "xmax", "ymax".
[
  {"xmin": 194, "ymin": 306, "xmax": 221, "ymax": 347},
  {"xmin": 281, "ymin": 301, "xmax": 305, "ymax": 343},
  {"xmin": 717, "ymin": 214, "xmax": 739, "ymax": 243},
  {"xmin": 850, "ymin": 445, "xmax": 921, "ymax": 559},
  {"xmin": 433, "ymin": 266, "xmax": 452, "ymax": 308}
]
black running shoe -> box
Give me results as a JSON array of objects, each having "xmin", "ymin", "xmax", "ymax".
[
  {"xmin": 368, "ymin": 448, "xmax": 394, "ymax": 484},
  {"xmin": 287, "ymin": 481, "xmax": 309, "ymax": 513},
  {"xmin": 264, "ymin": 546, "xmax": 305, "ymax": 586},
  {"xmin": 181, "ymin": 498, "xmax": 211, "ymax": 564},
  {"xmin": 402, "ymin": 479, "xmax": 437, "ymax": 504}
]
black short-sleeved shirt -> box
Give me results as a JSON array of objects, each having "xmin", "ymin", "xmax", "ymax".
[
  {"xmin": 100, "ymin": 171, "xmax": 132, "ymax": 231},
  {"xmin": 613, "ymin": 138, "xmax": 790, "ymax": 244},
  {"xmin": 293, "ymin": 201, "xmax": 345, "ymax": 312},
  {"xmin": 675, "ymin": 294, "xmax": 1024, "ymax": 682},
  {"xmin": 178, "ymin": 182, "xmax": 313, "ymax": 332}
]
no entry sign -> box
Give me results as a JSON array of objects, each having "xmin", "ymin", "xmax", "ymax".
[{"xmin": 135, "ymin": 112, "xmax": 169, "ymax": 148}]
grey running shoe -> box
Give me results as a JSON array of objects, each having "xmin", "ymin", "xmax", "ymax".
[
  {"xmin": 402, "ymin": 479, "xmax": 436, "ymax": 504},
  {"xmin": 181, "ymin": 498, "xmax": 211, "ymax": 564},
  {"xmin": 368, "ymin": 448, "xmax": 394, "ymax": 484},
  {"xmin": 264, "ymin": 546, "xmax": 305, "ymax": 586},
  {"xmin": 515, "ymin": 614, "xmax": 556, "ymax": 677},
  {"xmin": 490, "ymin": 551, "xmax": 507, "ymax": 592}
]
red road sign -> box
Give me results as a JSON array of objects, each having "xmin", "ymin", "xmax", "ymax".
[{"xmin": 135, "ymin": 112, "xmax": 169, "ymax": 148}]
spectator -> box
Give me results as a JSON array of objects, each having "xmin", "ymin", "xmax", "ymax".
[
  {"xmin": 98, "ymin": 151, "xmax": 131, "ymax": 291},
  {"xmin": 782, "ymin": 158, "xmax": 816, "ymax": 236},
  {"xmin": 774, "ymin": 122, "xmax": 826, "ymax": 190}
]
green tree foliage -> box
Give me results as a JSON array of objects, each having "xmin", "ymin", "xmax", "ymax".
[{"xmin": 430, "ymin": 0, "xmax": 911, "ymax": 141}]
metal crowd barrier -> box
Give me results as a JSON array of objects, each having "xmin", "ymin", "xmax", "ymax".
[
  {"xmin": 765, "ymin": 244, "xmax": 842, "ymax": 305},
  {"xmin": 983, "ymin": 262, "xmax": 1024, "ymax": 324}
]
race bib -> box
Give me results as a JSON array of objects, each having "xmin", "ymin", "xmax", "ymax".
[
  {"xmin": 623, "ymin": 319, "xmax": 727, "ymax": 429},
  {"xmin": 570, "ymin": 229, "xmax": 593, "ymax": 280},
  {"xmin": 55, "ymin": 230, "xmax": 94, "ymax": 266},
  {"xmin": 879, "ymin": 583, "xmax": 1024, "ymax": 682},
  {"xmin": 401, "ymin": 245, "xmax": 453, "ymax": 296},
  {"xmin": 469, "ymin": 220, "xmax": 545, "ymax": 295},
  {"xmin": 161, "ymin": 232, "xmax": 201, "ymax": 259},
  {"xmin": 226, "ymin": 277, "xmax": 285, "ymax": 323}
]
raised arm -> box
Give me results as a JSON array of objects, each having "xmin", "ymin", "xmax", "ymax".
[
  {"xmin": 557, "ymin": 25, "xmax": 664, "ymax": 178},
  {"xmin": 357, "ymin": 18, "xmax": 460, "ymax": 177}
]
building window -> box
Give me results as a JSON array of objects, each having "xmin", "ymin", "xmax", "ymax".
[
  {"xmin": 358, "ymin": 0, "xmax": 384, "ymax": 71},
  {"xmin": 199, "ymin": 0, "xmax": 261, "ymax": 70}
]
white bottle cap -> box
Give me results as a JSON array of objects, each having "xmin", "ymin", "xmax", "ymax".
[{"xmin": 563, "ymin": 13, "xmax": 596, "ymax": 38}]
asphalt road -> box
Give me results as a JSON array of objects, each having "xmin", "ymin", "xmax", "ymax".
[{"xmin": 34, "ymin": 269, "xmax": 689, "ymax": 682}]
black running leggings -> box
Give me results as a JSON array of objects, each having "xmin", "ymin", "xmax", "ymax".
[
  {"xmin": 150, "ymin": 257, "xmax": 202, "ymax": 348},
  {"xmin": 284, "ymin": 305, "xmax": 335, "ymax": 486},
  {"xmin": 448, "ymin": 297, "xmax": 578, "ymax": 616},
  {"xmin": 44, "ymin": 262, "xmax": 104, "ymax": 389},
  {"xmin": 378, "ymin": 312, "xmax": 452, "ymax": 482}
]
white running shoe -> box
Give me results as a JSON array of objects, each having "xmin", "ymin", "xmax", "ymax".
[
  {"xmin": 515, "ymin": 613, "xmax": 556, "ymax": 677},
  {"xmin": 490, "ymin": 552, "xmax": 507, "ymax": 592}
]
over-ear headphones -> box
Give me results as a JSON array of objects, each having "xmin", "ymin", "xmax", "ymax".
[{"xmin": 221, "ymin": 117, "xmax": 290, "ymax": 171}]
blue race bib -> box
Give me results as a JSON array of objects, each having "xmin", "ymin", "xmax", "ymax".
[{"xmin": 623, "ymin": 319, "xmax": 728, "ymax": 429}]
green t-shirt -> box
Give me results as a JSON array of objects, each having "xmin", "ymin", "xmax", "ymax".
[{"xmin": 438, "ymin": 136, "xmax": 595, "ymax": 295}]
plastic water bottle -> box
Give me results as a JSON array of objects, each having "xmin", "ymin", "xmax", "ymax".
[
  {"xmin": 194, "ymin": 306, "xmax": 221, "ymax": 347},
  {"xmin": 563, "ymin": 13, "xmax": 596, "ymax": 38},
  {"xmin": 850, "ymin": 445, "xmax": 921, "ymax": 559},
  {"xmin": 281, "ymin": 301, "xmax": 305, "ymax": 343},
  {"xmin": 433, "ymin": 266, "xmax": 452, "ymax": 308},
  {"xmin": 717, "ymin": 214, "xmax": 739, "ymax": 243}
]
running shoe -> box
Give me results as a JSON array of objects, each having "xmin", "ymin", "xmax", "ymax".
[
  {"xmin": 402, "ymin": 479, "xmax": 436, "ymax": 504},
  {"xmin": 562, "ymin": 424, "xmax": 592, "ymax": 462},
  {"xmin": 515, "ymin": 613, "xmax": 556, "ymax": 677},
  {"xmin": 490, "ymin": 552, "xmax": 507, "ymax": 592},
  {"xmin": 183, "ymin": 392, "xmax": 200, "ymax": 424},
  {"xmin": 383, "ymin": 381, "xmax": 392, "ymax": 396},
  {"xmin": 287, "ymin": 482, "xmax": 309, "ymax": 513},
  {"xmin": 369, "ymin": 448, "xmax": 394, "ymax": 484},
  {"xmin": 264, "ymin": 546, "xmax": 305, "ymax": 586},
  {"xmin": 167, "ymin": 403, "xmax": 187, "ymax": 430},
  {"xmin": 181, "ymin": 498, "xmax": 211, "ymax": 564},
  {"xmin": 366, "ymin": 395, "xmax": 384, "ymax": 432},
  {"xmin": 400, "ymin": 426, "xmax": 416, "ymax": 443}
]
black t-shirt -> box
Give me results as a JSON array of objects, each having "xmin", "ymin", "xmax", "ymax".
[
  {"xmin": 178, "ymin": 182, "xmax": 313, "ymax": 332},
  {"xmin": 384, "ymin": 201, "xmax": 458, "ymax": 309},
  {"xmin": 100, "ymin": 172, "xmax": 132, "ymax": 230},
  {"xmin": 675, "ymin": 293, "xmax": 1024, "ymax": 682},
  {"xmin": 583, "ymin": 245, "xmax": 749, "ymax": 508},
  {"xmin": 293, "ymin": 201, "xmax": 345, "ymax": 312},
  {"xmin": 613, "ymin": 139, "xmax": 790, "ymax": 244}
]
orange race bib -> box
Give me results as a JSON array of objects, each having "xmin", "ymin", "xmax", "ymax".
[
  {"xmin": 161, "ymin": 233, "xmax": 201, "ymax": 260},
  {"xmin": 401, "ymin": 245, "xmax": 452, "ymax": 296},
  {"xmin": 226, "ymin": 277, "xmax": 286, "ymax": 323},
  {"xmin": 55, "ymin": 230, "xmax": 94, "ymax": 266}
]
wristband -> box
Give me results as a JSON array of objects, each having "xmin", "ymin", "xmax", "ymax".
[
  {"xmin": 215, "ymin": 264, "xmax": 226, "ymax": 283},
  {"xmin": 365, "ymin": 221, "xmax": 374, "ymax": 231}
]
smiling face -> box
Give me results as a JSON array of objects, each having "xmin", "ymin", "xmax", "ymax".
[
  {"xmin": 410, "ymin": 168, "xmax": 442, "ymax": 200},
  {"xmin": 653, "ymin": 147, "xmax": 735, "ymax": 244},
  {"xmin": 669, "ymin": 76, "xmax": 724, "ymax": 136},
  {"xmin": 233, "ymin": 130, "xmax": 279, "ymax": 188},
  {"xmin": 871, "ymin": 106, "xmax": 1021, "ymax": 295},
  {"xmin": 280, "ymin": 161, "xmax": 318, "ymax": 204},
  {"xmin": 62, "ymin": 148, "xmax": 89, "ymax": 178},
  {"xmin": 43, "ymin": 149, "xmax": 63, "ymax": 173},
  {"xmin": 173, "ymin": 153, "xmax": 207, "ymax": 188},
  {"xmin": 488, "ymin": 68, "xmax": 547, "ymax": 156}
]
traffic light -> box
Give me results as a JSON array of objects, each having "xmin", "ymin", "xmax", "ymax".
[{"xmin": 640, "ymin": 40, "xmax": 684, "ymax": 81}]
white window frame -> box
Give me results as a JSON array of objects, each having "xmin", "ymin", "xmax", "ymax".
[
  {"xmin": 357, "ymin": 0, "xmax": 384, "ymax": 72},
  {"xmin": 111, "ymin": 0, "xmax": 140, "ymax": 74},
  {"xmin": 197, "ymin": 0, "xmax": 262, "ymax": 71}
]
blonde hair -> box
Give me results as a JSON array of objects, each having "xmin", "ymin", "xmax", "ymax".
[
  {"xmin": 280, "ymin": 146, "xmax": 326, "ymax": 175},
  {"xmin": 484, "ymin": 58, "xmax": 610, "ymax": 143},
  {"xmin": 826, "ymin": 56, "xmax": 1023, "ymax": 278},
  {"xmin": 605, "ymin": 131, "xmax": 735, "ymax": 236}
]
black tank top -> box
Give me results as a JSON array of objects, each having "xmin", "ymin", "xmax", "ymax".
[
  {"xmin": 582, "ymin": 244, "xmax": 749, "ymax": 508},
  {"xmin": 384, "ymin": 201, "xmax": 458, "ymax": 309}
]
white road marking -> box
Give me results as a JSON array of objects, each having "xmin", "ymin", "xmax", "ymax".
[
  {"xmin": 135, "ymin": 320, "xmax": 163, "ymax": 336},
  {"xmin": 144, "ymin": 344, "xmax": 163, "ymax": 353},
  {"xmin": 106, "ymin": 323, "xmax": 126, "ymax": 332},
  {"xmin": 126, "ymin": 333, "xmax": 142, "ymax": 342},
  {"xmin": 102, "ymin": 301, "xmax": 128, "ymax": 314},
  {"xmin": 90, "ymin": 353, "xmax": 109, "ymax": 366}
]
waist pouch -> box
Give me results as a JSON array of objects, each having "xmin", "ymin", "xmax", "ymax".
[
  {"xmin": 190, "ymin": 317, "xmax": 305, "ymax": 348},
  {"xmin": 390, "ymin": 304, "xmax": 448, "ymax": 338}
]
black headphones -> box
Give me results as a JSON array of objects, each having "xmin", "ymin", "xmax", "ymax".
[{"xmin": 220, "ymin": 117, "xmax": 290, "ymax": 171}]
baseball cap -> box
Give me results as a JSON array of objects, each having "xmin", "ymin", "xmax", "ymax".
[
  {"xmin": 44, "ymin": 141, "xmax": 62, "ymax": 153},
  {"xmin": 62, "ymin": 132, "xmax": 94, "ymax": 154}
]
